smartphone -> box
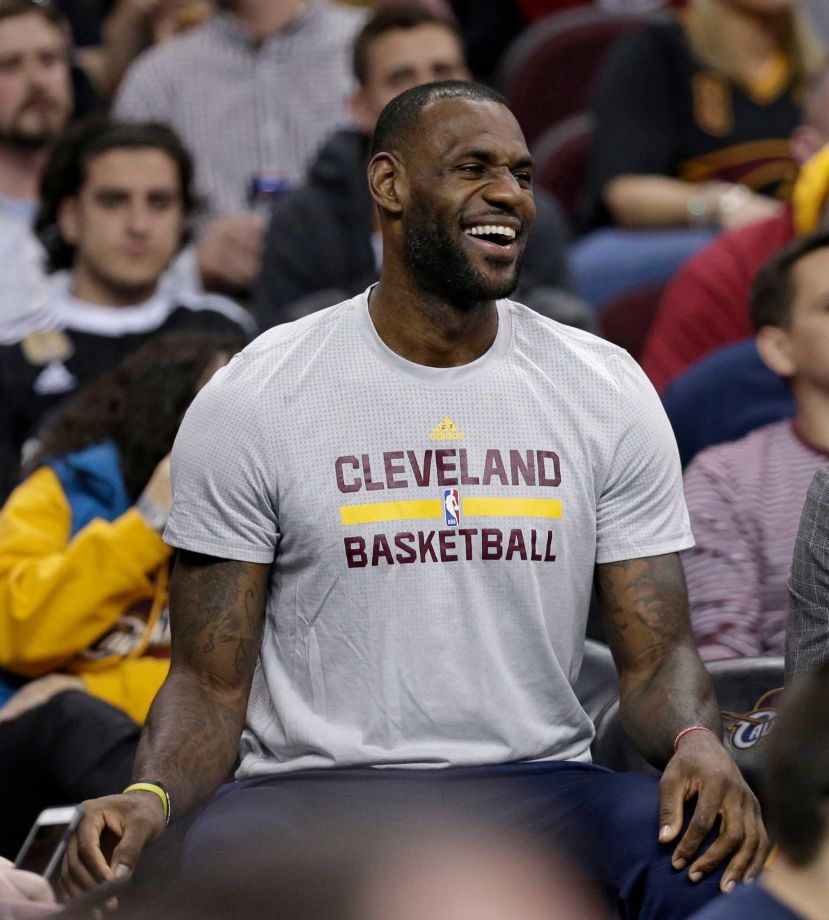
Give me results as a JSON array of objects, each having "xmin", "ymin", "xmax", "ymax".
[{"xmin": 15, "ymin": 805, "xmax": 82, "ymax": 883}]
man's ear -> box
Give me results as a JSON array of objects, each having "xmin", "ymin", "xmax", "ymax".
[
  {"xmin": 57, "ymin": 197, "xmax": 80, "ymax": 245},
  {"xmin": 756, "ymin": 325, "xmax": 797, "ymax": 379},
  {"xmin": 368, "ymin": 152, "xmax": 405, "ymax": 217}
]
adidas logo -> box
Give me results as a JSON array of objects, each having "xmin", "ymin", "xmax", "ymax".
[
  {"xmin": 33, "ymin": 361, "xmax": 78, "ymax": 396},
  {"xmin": 430, "ymin": 417, "xmax": 464, "ymax": 441}
]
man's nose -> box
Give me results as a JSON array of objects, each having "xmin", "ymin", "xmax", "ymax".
[
  {"xmin": 483, "ymin": 169, "xmax": 522, "ymax": 208},
  {"xmin": 126, "ymin": 203, "xmax": 152, "ymax": 235}
]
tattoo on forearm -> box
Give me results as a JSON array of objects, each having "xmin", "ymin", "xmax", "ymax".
[{"xmin": 133, "ymin": 553, "xmax": 268, "ymax": 813}]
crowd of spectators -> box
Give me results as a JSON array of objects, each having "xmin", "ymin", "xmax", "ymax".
[{"xmin": 0, "ymin": 0, "xmax": 828, "ymax": 917}]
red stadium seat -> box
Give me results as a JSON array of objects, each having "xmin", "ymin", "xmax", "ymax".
[
  {"xmin": 497, "ymin": 5, "xmax": 674, "ymax": 146},
  {"xmin": 533, "ymin": 112, "xmax": 592, "ymax": 221},
  {"xmin": 599, "ymin": 282, "xmax": 665, "ymax": 361}
]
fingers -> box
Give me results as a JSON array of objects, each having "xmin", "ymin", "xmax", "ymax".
[
  {"xmin": 61, "ymin": 832, "xmax": 100, "ymax": 900},
  {"xmin": 671, "ymin": 787, "xmax": 722, "ymax": 871},
  {"xmin": 686, "ymin": 804, "xmax": 753, "ymax": 889},
  {"xmin": 109, "ymin": 815, "xmax": 157, "ymax": 881},
  {"xmin": 657, "ymin": 766, "xmax": 687, "ymax": 846}
]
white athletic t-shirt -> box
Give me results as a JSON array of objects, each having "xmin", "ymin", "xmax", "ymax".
[{"xmin": 165, "ymin": 292, "xmax": 693, "ymax": 778}]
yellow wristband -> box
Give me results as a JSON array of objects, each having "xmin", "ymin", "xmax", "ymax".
[{"xmin": 123, "ymin": 782, "xmax": 170, "ymax": 822}]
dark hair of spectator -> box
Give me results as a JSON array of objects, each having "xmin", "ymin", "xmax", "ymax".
[
  {"xmin": 34, "ymin": 119, "xmax": 197, "ymax": 273},
  {"xmin": 370, "ymin": 80, "xmax": 507, "ymax": 159},
  {"xmin": 352, "ymin": 5, "xmax": 461, "ymax": 86},
  {"xmin": 763, "ymin": 661, "xmax": 829, "ymax": 865},
  {"xmin": 26, "ymin": 331, "xmax": 244, "ymax": 501},
  {"xmin": 749, "ymin": 230, "xmax": 829, "ymax": 330},
  {"xmin": 0, "ymin": 0, "xmax": 66, "ymax": 30}
]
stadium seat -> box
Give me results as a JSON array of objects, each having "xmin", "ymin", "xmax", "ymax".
[
  {"xmin": 533, "ymin": 112, "xmax": 593, "ymax": 221},
  {"xmin": 497, "ymin": 6, "xmax": 673, "ymax": 146},
  {"xmin": 574, "ymin": 639, "xmax": 618, "ymax": 726},
  {"xmin": 591, "ymin": 656, "xmax": 784, "ymax": 791},
  {"xmin": 598, "ymin": 282, "xmax": 665, "ymax": 360}
]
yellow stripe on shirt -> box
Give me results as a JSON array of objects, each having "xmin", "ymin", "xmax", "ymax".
[{"xmin": 340, "ymin": 497, "xmax": 563, "ymax": 525}]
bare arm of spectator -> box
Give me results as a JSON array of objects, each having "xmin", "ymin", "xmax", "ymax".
[
  {"xmin": 605, "ymin": 175, "xmax": 783, "ymax": 231},
  {"xmin": 786, "ymin": 465, "xmax": 829, "ymax": 681},
  {"xmin": 681, "ymin": 454, "xmax": 763, "ymax": 660}
]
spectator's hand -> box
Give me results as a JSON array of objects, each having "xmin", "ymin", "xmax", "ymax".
[
  {"xmin": 0, "ymin": 856, "xmax": 58, "ymax": 919},
  {"xmin": 0, "ymin": 674, "xmax": 85, "ymax": 724},
  {"xmin": 658, "ymin": 730, "xmax": 769, "ymax": 893},
  {"xmin": 196, "ymin": 213, "xmax": 265, "ymax": 293},
  {"xmin": 139, "ymin": 454, "xmax": 172, "ymax": 522},
  {"xmin": 61, "ymin": 792, "xmax": 167, "ymax": 898},
  {"xmin": 717, "ymin": 188, "xmax": 784, "ymax": 232}
]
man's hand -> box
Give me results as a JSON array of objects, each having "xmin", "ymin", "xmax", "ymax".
[
  {"xmin": 0, "ymin": 856, "xmax": 58, "ymax": 919},
  {"xmin": 61, "ymin": 791, "xmax": 167, "ymax": 898},
  {"xmin": 0, "ymin": 674, "xmax": 85, "ymax": 723},
  {"xmin": 658, "ymin": 730, "xmax": 769, "ymax": 892},
  {"xmin": 196, "ymin": 213, "xmax": 265, "ymax": 293}
]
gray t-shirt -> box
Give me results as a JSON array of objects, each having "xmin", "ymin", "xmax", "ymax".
[{"xmin": 165, "ymin": 292, "xmax": 693, "ymax": 777}]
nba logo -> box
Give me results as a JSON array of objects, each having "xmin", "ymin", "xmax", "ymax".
[{"xmin": 443, "ymin": 488, "xmax": 460, "ymax": 527}]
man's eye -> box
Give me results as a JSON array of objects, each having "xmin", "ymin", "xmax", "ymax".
[
  {"xmin": 459, "ymin": 164, "xmax": 484, "ymax": 174},
  {"xmin": 514, "ymin": 172, "xmax": 533, "ymax": 185}
]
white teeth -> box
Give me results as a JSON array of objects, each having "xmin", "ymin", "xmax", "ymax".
[{"xmin": 464, "ymin": 225, "xmax": 516, "ymax": 240}]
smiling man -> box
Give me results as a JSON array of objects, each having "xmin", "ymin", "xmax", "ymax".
[
  {"xmin": 0, "ymin": 119, "xmax": 254, "ymax": 498},
  {"xmin": 65, "ymin": 83, "xmax": 764, "ymax": 920}
]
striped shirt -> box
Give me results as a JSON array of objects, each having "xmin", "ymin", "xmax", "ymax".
[
  {"xmin": 114, "ymin": 2, "xmax": 367, "ymax": 225},
  {"xmin": 682, "ymin": 419, "xmax": 829, "ymax": 660}
]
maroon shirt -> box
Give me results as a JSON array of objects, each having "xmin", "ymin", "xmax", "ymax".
[{"xmin": 641, "ymin": 208, "xmax": 795, "ymax": 394}]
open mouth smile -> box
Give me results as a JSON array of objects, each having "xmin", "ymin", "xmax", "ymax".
[{"xmin": 463, "ymin": 223, "xmax": 519, "ymax": 259}]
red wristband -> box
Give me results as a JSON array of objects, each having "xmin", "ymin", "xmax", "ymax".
[{"xmin": 673, "ymin": 725, "xmax": 720, "ymax": 753}]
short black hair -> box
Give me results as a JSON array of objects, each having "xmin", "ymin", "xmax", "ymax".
[
  {"xmin": 370, "ymin": 80, "xmax": 509, "ymax": 159},
  {"xmin": 0, "ymin": 0, "xmax": 66, "ymax": 30},
  {"xmin": 35, "ymin": 118, "xmax": 197, "ymax": 273},
  {"xmin": 763, "ymin": 662, "xmax": 829, "ymax": 866},
  {"xmin": 352, "ymin": 5, "xmax": 461, "ymax": 86},
  {"xmin": 750, "ymin": 230, "xmax": 829, "ymax": 330}
]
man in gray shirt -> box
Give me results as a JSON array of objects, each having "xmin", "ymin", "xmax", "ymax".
[
  {"xmin": 114, "ymin": 0, "xmax": 367, "ymax": 293},
  {"xmin": 65, "ymin": 82, "xmax": 767, "ymax": 919}
]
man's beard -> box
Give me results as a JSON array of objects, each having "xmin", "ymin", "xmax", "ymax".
[
  {"xmin": 403, "ymin": 197, "xmax": 524, "ymax": 310},
  {"xmin": 0, "ymin": 99, "xmax": 66, "ymax": 150}
]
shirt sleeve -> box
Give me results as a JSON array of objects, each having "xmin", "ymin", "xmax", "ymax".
[
  {"xmin": 164, "ymin": 354, "xmax": 280, "ymax": 564},
  {"xmin": 112, "ymin": 47, "xmax": 175, "ymax": 121},
  {"xmin": 682, "ymin": 451, "xmax": 762, "ymax": 659},
  {"xmin": 595, "ymin": 351, "xmax": 693, "ymax": 564},
  {"xmin": 786, "ymin": 466, "xmax": 829, "ymax": 681},
  {"xmin": 580, "ymin": 25, "xmax": 678, "ymax": 227}
]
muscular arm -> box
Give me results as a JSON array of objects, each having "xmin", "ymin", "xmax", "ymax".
[
  {"xmin": 62, "ymin": 550, "xmax": 269, "ymax": 894},
  {"xmin": 596, "ymin": 552, "xmax": 768, "ymax": 890},
  {"xmin": 595, "ymin": 552, "xmax": 719, "ymax": 767},
  {"xmin": 134, "ymin": 550, "xmax": 268, "ymax": 816}
]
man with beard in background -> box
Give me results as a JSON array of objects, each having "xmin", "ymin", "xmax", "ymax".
[
  {"xmin": 65, "ymin": 82, "xmax": 765, "ymax": 920},
  {"xmin": 0, "ymin": 0, "xmax": 73, "ymax": 323}
]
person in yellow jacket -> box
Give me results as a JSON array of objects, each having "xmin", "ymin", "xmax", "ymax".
[{"xmin": 0, "ymin": 330, "xmax": 243, "ymax": 858}]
